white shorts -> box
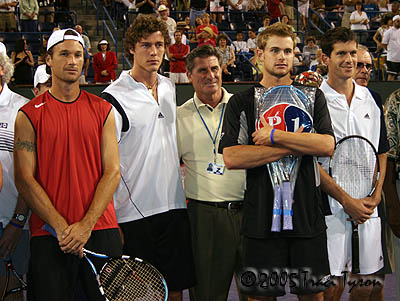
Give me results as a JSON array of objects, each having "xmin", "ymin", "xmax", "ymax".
[
  {"xmin": 325, "ymin": 210, "xmax": 383, "ymax": 276},
  {"xmin": 170, "ymin": 72, "xmax": 189, "ymax": 84}
]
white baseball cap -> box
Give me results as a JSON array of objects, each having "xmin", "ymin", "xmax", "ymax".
[
  {"xmin": 0, "ymin": 42, "xmax": 6, "ymax": 56},
  {"xmin": 158, "ymin": 4, "xmax": 168, "ymax": 11},
  {"xmin": 34, "ymin": 64, "xmax": 51, "ymax": 88},
  {"xmin": 393, "ymin": 15, "xmax": 400, "ymax": 22},
  {"xmin": 99, "ymin": 40, "xmax": 108, "ymax": 45},
  {"xmin": 47, "ymin": 28, "xmax": 84, "ymax": 51}
]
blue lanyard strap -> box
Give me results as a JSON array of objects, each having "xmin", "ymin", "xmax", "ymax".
[{"xmin": 193, "ymin": 99, "xmax": 226, "ymax": 160}]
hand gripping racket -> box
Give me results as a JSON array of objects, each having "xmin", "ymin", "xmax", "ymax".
[
  {"xmin": 0, "ymin": 223, "xmax": 28, "ymax": 301},
  {"xmin": 42, "ymin": 224, "xmax": 168, "ymax": 301},
  {"xmin": 255, "ymin": 85, "xmax": 313, "ymax": 231},
  {"xmin": 329, "ymin": 135, "xmax": 380, "ymax": 274}
]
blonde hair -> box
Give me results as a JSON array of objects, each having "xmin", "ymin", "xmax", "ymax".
[{"xmin": 257, "ymin": 23, "xmax": 296, "ymax": 50}]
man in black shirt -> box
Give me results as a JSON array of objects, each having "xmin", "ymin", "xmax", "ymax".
[{"xmin": 219, "ymin": 22, "xmax": 335, "ymax": 300}]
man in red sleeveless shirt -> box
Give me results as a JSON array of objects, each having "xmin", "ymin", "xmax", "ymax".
[{"xmin": 13, "ymin": 28, "xmax": 122, "ymax": 300}]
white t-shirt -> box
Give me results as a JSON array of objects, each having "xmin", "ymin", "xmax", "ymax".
[
  {"xmin": 319, "ymin": 80, "xmax": 381, "ymax": 216},
  {"xmin": 102, "ymin": 71, "xmax": 186, "ymax": 223},
  {"xmin": 0, "ymin": 83, "xmax": 30, "ymax": 229},
  {"xmin": 382, "ymin": 26, "xmax": 400, "ymax": 62},
  {"xmin": 350, "ymin": 11, "xmax": 369, "ymax": 31}
]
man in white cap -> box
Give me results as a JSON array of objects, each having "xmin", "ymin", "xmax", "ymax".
[
  {"xmin": 13, "ymin": 29, "xmax": 122, "ymax": 300},
  {"xmin": 158, "ymin": 4, "xmax": 176, "ymax": 40},
  {"xmin": 382, "ymin": 15, "xmax": 400, "ymax": 80},
  {"xmin": 32, "ymin": 64, "xmax": 51, "ymax": 96},
  {"xmin": 0, "ymin": 42, "xmax": 30, "ymax": 301}
]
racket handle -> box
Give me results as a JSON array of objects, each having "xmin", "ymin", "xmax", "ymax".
[
  {"xmin": 351, "ymin": 222, "xmax": 360, "ymax": 274},
  {"xmin": 42, "ymin": 224, "xmax": 57, "ymax": 238},
  {"xmin": 271, "ymin": 185, "xmax": 282, "ymax": 232},
  {"xmin": 282, "ymin": 181, "xmax": 293, "ymax": 230}
]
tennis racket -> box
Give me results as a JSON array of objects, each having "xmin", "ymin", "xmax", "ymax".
[
  {"xmin": 0, "ymin": 223, "xmax": 28, "ymax": 301},
  {"xmin": 329, "ymin": 135, "xmax": 380, "ymax": 274},
  {"xmin": 255, "ymin": 85, "xmax": 313, "ymax": 231},
  {"xmin": 42, "ymin": 224, "xmax": 168, "ymax": 301}
]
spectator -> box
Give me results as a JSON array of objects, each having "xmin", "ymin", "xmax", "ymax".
[
  {"xmin": 187, "ymin": 0, "xmax": 207, "ymax": 28},
  {"xmin": 250, "ymin": 54, "xmax": 262, "ymax": 80},
  {"xmin": 0, "ymin": 0, "xmax": 17, "ymax": 32},
  {"xmin": 197, "ymin": 26, "xmax": 216, "ymax": 47},
  {"xmin": 382, "ymin": 15, "xmax": 400, "ymax": 81},
  {"xmin": 216, "ymin": 33, "xmax": 235, "ymax": 81},
  {"xmin": 315, "ymin": 63, "xmax": 327, "ymax": 77},
  {"xmin": 32, "ymin": 64, "xmax": 51, "ymax": 96},
  {"xmin": 196, "ymin": 13, "xmax": 218, "ymax": 46},
  {"xmin": 267, "ymin": 0, "xmax": 282, "ymax": 23},
  {"xmin": 37, "ymin": 35, "xmax": 49, "ymax": 66},
  {"xmin": 232, "ymin": 31, "xmax": 249, "ymax": 53},
  {"xmin": 210, "ymin": 0, "xmax": 224, "ymax": 23},
  {"xmin": 75, "ymin": 25, "xmax": 92, "ymax": 55},
  {"xmin": 258, "ymin": 14, "xmax": 271, "ymax": 33},
  {"xmin": 168, "ymin": 31, "xmax": 190, "ymax": 83},
  {"xmin": 158, "ymin": 5, "xmax": 176, "ymax": 41},
  {"xmin": 342, "ymin": 0, "xmax": 357, "ymax": 29},
  {"xmin": 350, "ymin": 1, "xmax": 370, "ymax": 44},
  {"xmin": 282, "ymin": 0, "xmax": 295, "ymax": 21},
  {"xmin": 93, "ymin": 40, "xmax": 117, "ymax": 84},
  {"xmin": 247, "ymin": 29, "xmax": 257, "ymax": 52},
  {"xmin": 19, "ymin": 0, "xmax": 39, "ymax": 32},
  {"xmin": 302, "ymin": 36, "xmax": 319, "ymax": 66},
  {"xmin": 189, "ymin": 16, "xmax": 202, "ymax": 44},
  {"xmin": 373, "ymin": 14, "xmax": 392, "ymax": 53},
  {"xmin": 135, "ymin": 0, "xmax": 155, "ymax": 14},
  {"xmin": 309, "ymin": 48, "xmax": 325, "ymax": 71},
  {"xmin": 391, "ymin": 1, "xmax": 400, "ymax": 15},
  {"xmin": 280, "ymin": 14, "xmax": 295, "ymax": 31},
  {"xmin": 11, "ymin": 39, "xmax": 34, "ymax": 85},
  {"xmin": 38, "ymin": 0, "xmax": 55, "ymax": 24},
  {"xmin": 298, "ymin": 0, "xmax": 310, "ymax": 30},
  {"xmin": 79, "ymin": 46, "xmax": 90, "ymax": 84}
]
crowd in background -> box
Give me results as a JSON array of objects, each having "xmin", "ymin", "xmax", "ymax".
[{"xmin": 1, "ymin": 0, "xmax": 400, "ymax": 85}]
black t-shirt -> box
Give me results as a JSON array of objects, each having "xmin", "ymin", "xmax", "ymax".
[
  {"xmin": 369, "ymin": 88, "xmax": 390, "ymax": 154},
  {"xmin": 218, "ymin": 84, "xmax": 334, "ymax": 239}
]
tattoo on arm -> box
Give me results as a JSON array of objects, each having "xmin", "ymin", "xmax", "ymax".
[{"xmin": 15, "ymin": 138, "xmax": 36, "ymax": 152}]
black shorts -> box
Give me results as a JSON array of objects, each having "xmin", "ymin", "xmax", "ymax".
[
  {"xmin": 387, "ymin": 61, "xmax": 400, "ymax": 75},
  {"xmin": 239, "ymin": 232, "xmax": 331, "ymax": 297},
  {"xmin": 119, "ymin": 209, "xmax": 196, "ymax": 291},
  {"xmin": 28, "ymin": 228, "xmax": 122, "ymax": 301}
]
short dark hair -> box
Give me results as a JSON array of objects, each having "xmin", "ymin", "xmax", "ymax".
[
  {"xmin": 320, "ymin": 27, "xmax": 357, "ymax": 57},
  {"xmin": 216, "ymin": 33, "xmax": 228, "ymax": 46},
  {"xmin": 185, "ymin": 45, "xmax": 222, "ymax": 73},
  {"xmin": 124, "ymin": 14, "xmax": 170, "ymax": 63},
  {"xmin": 305, "ymin": 36, "xmax": 316, "ymax": 44}
]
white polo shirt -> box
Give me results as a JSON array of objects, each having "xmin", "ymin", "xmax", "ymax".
[
  {"xmin": 320, "ymin": 79, "xmax": 381, "ymax": 215},
  {"xmin": 176, "ymin": 88, "xmax": 245, "ymax": 202},
  {"xmin": 103, "ymin": 71, "xmax": 186, "ymax": 223},
  {"xmin": 0, "ymin": 83, "xmax": 30, "ymax": 229},
  {"xmin": 382, "ymin": 26, "xmax": 400, "ymax": 62}
]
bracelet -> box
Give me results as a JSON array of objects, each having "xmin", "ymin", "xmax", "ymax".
[
  {"xmin": 8, "ymin": 221, "xmax": 23, "ymax": 229},
  {"xmin": 270, "ymin": 128, "xmax": 276, "ymax": 145}
]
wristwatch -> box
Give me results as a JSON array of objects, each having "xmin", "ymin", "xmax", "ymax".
[{"xmin": 13, "ymin": 213, "xmax": 27, "ymax": 223}]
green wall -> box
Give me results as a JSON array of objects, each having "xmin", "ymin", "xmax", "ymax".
[{"xmin": 9, "ymin": 81, "xmax": 400, "ymax": 106}]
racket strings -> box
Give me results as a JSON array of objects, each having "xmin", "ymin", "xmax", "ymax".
[
  {"xmin": 100, "ymin": 258, "xmax": 166, "ymax": 300},
  {"xmin": 331, "ymin": 139, "xmax": 377, "ymax": 199}
]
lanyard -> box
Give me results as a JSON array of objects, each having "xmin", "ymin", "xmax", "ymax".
[{"xmin": 193, "ymin": 99, "xmax": 225, "ymax": 163}]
